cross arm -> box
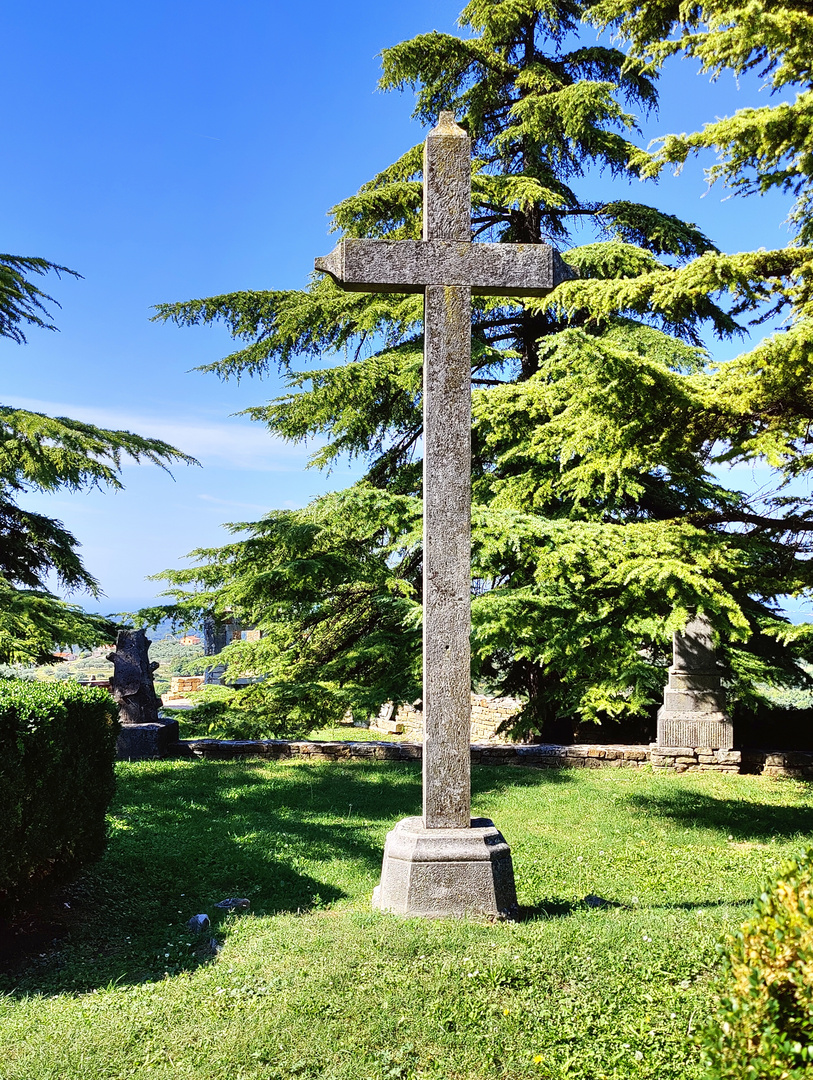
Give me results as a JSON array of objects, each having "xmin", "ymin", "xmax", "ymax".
[{"xmin": 315, "ymin": 239, "xmax": 573, "ymax": 297}]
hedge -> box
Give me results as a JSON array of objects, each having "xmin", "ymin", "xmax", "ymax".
[
  {"xmin": 701, "ymin": 849, "xmax": 813, "ymax": 1078},
  {"xmin": 0, "ymin": 679, "xmax": 119, "ymax": 913}
]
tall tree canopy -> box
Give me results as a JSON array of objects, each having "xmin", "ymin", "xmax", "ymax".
[
  {"xmin": 150, "ymin": 0, "xmax": 813, "ymax": 738},
  {"xmin": 0, "ymin": 256, "xmax": 195, "ymax": 664}
]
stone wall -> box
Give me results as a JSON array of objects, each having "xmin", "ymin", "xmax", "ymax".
[
  {"xmin": 371, "ymin": 693, "xmax": 523, "ymax": 742},
  {"xmin": 163, "ymin": 676, "xmax": 205, "ymax": 702},
  {"xmin": 650, "ymin": 746, "xmax": 742, "ymax": 773},
  {"xmin": 743, "ymin": 750, "xmax": 813, "ymax": 779},
  {"xmin": 173, "ymin": 738, "xmax": 813, "ymax": 777},
  {"xmin": 179, "ymin": 739, "xmax": 649, "ymax": 769}
]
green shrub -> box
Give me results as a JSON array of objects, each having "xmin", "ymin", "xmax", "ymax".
[
  {"xmin": 701, "ymin": 849, "xmax": 813, "ymax": 1078},
  {"xmin": 0, "ymin": 679, "xmax": 119, "ymax": 913},
  {"xmin": 165, "ymin": 683, "xmax": 313, "ymax": 740}
]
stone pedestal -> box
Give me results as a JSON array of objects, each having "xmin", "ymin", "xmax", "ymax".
[
  {"xmin": 372, "ymin": 816, "xmax": 518, "ymax": 919},
  {"xmin": 117, "ymin": 719, "xmax": 179, "ymax": 761},
  {"xmin": 657, "ymin": 614, "xmax": 734, "ymax": 750},
  {"xmin": 204, "ymin": 663, "xmax": 226, "ymax": 686}
]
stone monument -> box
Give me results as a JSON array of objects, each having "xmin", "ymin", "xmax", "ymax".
[
  {"xmin": 202, "ymin": 613, "xmax": 241, "ymax": 685},
  {"xmin": 316, "ymin": 113, "xmax": 569, "ymax": 917},
  {"xmin": 111, "ymin": 628, "xmax": 178, "ymax": 760},
  {"xmin": 656, "ymin": 613, "xmax": 738, "ymax": 763}
]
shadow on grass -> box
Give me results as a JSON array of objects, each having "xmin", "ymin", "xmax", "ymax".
[
  {"xmin": 518, "ymin": 895, "xmax": 756, "ymax": 922},
  {"xmin": 627, "ymin": 787, "xmax": 813, "ymax": 841},
  {"xmin": 519, "ymin": 899, "xmax": 579, "ymax": 920},
  {"xmin": 472, "ymin": 765, "xmax": 574, "ymax": 797},
  {"xmin": 0, "ymin": 759, "xmax": 575, "ymax": 997},
  {"xmin": 0, "ymin": 760, "xmax": 405, "ymax": 996}
]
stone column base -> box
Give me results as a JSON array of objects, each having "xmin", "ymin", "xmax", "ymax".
[
  {"xmin": 657, "ymin": 710, "xmax": 734, "ymax": 751},
  {"xmin": 371, "ymin": 816, "xmax": 518, "ymax": 919},
  {"xmin": 117, "ymin": 719, "xmax": 180, "ymax": 761}
]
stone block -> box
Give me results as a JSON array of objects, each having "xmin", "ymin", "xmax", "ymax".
[
  {"xmin": 667, "ymin": 674, "xmax": 723, "ymax": 692},
  {"xmin": 377, "ymin": 719, "xmax": 405, "ymax": 734},
  {"xmin": 657, "ymin": 714, "xmax": 734, "ymax": 751},
  {"xmin": 372, "ymin": 816, "xmax": 518, "ymax": 918},
  {"xmin": 662, "ymin": 690, "xmax": 727, "ymax": 713},
  {"xmin": 713, "ymin": 750, "xmax": 742, "ymax": 765},
  {"xmin": 117, "ymin": 719, "xmax": 180, "ymax": 761},
  {"xmin": 623, "ymin": 748, "xmax": 648, "ymax": 761}
]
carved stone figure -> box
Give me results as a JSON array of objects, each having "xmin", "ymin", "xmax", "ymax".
[{"xmin": 108, "ymin": 628, "xmax": 162, "ymax": 725}]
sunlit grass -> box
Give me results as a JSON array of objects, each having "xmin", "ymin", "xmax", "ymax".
[
  {"xmin": 1, "ymin": 761, "xmax": 812, "ymax": 1079},
  {"xmin": 305, "ymin": 723, "xmax": 405, "ymax": 742}
]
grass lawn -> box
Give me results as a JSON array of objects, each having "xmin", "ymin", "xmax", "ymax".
[{"xmin": 1, "ymin": 760, "xmax": 812, "ymax": 1080}]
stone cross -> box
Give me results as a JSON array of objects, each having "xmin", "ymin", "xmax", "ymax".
[{"xmin": 316, "ymin": 114, "xmax": 567, "ymax": 915}]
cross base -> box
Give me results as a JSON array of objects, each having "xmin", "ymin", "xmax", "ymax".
[{"xmin": 371, "ymin": 816, "xmax": 518, "ymax": 919}]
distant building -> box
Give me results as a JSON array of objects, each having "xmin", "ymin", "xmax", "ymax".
[{"xmin": 180, "ymin": 635, "xmax": 201, "ymax": 646}]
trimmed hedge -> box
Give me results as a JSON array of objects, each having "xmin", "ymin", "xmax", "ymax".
[
  {"xmin": 701, "ymin": 849, "xmax": 813, "ymax": 1078},
  {"xmin": 0, "ymin": 679, "xmax": 119, "ymax": 913}
]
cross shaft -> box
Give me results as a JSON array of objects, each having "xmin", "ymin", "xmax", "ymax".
[{"xmin": 316, "ymin": 112, "xmax": 567, "ymax": 831}]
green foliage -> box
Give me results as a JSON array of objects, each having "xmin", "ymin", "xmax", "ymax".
[
  {"xmin": 150, "ymin": 0, "xmax": 813, "ymax": 737},
  {"xmin": 152, "ymin": 486, "xmax": 423, "ymax": 737},
  {"xmin": 591, "ymin": 0, "xmax": 813, "ymax": 238},
  {"xmin": 0, "ymin": 678, "xmax": 119, "ymax": 914},
  {"xmin": 0, "ymin": 581, "xmax": 116, "ymax": 667},
  {"xmin": 700, "ymin": 848, "xmax": 813, "ymax": 1079},
  {"xmin": 0, "ymin": 254, "xmax": 79, "ymax": 344},
  {"xmin": 0, "ymin": 257, "xmax": 197, "ymax": 663},
  {"xmin": 164, "ymin": 684, "xmax": 244, "ymax": 738}
]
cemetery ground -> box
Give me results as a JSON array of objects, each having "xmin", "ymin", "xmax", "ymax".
[{"xmin": 1, "ymin": 763, "xmax": 812, "ymax": 1080}]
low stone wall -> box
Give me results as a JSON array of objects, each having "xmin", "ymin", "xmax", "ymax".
[
  {"xmin": 178, "ymin": 740, "xmax": 649, "ymax": 770},
  {"xmin": 650, "ymin": 746, "xmax": 742, "ymax": 773},
  {"xmin": 173, "ymin": 739, "xmax": 813, "ymax": 777},
  {"xmin": 743, "ymin": 749, "xmax": 813, "ymax": 779},
  {"xmin": 164, "ymin": 676, "xmax": 205, "ymax": 703}
]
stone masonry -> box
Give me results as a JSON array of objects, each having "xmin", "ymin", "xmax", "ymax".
[
  {"xmin": 371, "ymin": 694, "xmax": 523, "ymax": 742},
  {"xmin": 163, "ymin": 675, "xmax": 205, "ymax": 702},
  {"xmin": 173, "ymin": 737, "xmax": 813, "ymax": 777}
]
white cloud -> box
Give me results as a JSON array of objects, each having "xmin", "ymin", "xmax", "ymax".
[{"xmin": 3, "ymin": 396, "xmax": 314, "ymax": 472}]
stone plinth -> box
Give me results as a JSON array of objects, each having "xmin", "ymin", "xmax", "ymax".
[
  {"xmin": 117, "ymin": 719, "xmax": 179, "ymax": 761},
  {"xmin": 657, "ymin": 614, "xmax": 733, "ymax": 750},
  {"xmin": 371, "ymin": 816, "xmax": 518, "ymax": 919},
  {"xmin": 656, "ymin": 712, "xmax": 734, "ymax": 750}
]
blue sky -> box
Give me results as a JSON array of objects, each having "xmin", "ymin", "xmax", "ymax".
[{"xmin": 1, "ymin": 1, "xmax": 802, "ymax": 615}]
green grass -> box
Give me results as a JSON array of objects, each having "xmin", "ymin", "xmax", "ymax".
[
  {"xmin": 306, "ymin": 723, "xmax": 406, "ymax": 742},
  {"xmin": 2, "ymin": 761, "xmax": 812, "ymax": 1080}
]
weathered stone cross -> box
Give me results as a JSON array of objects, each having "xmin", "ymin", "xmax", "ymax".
[{"xmin": 316, "ymin": 112, "xmax": 567, "ymax": 916}]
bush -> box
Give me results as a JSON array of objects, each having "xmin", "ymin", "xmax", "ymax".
[
  {"xmin": 0, "ymin": 679, "xmax": 119, "ymax": 913},
  {"xmin": 701, "ymin": 849, "xmax": 813, "ymax": 1078},
  {"xmin": 165, "ymin": 683, "xmax": 319, "ymax": 740}
]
